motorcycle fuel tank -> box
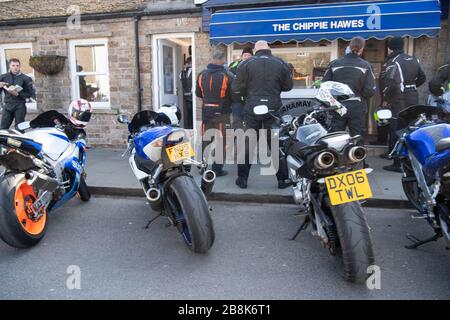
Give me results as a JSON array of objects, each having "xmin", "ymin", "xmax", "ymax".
[
  {"xmin": 405, "ymin": 123, "xmax": 450, "ymax": 165},
  {"xmin": 24, "ymin": 128, "xmax": 70, "ymax": 161}
]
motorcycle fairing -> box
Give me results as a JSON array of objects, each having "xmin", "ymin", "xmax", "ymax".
[
  {"xmin": 134, "ymin": 126, "xmax": 175, "ymax": 160},
  {"xmin": 0, "ymin": 131, "xmax": 43, "ymax": 157}
]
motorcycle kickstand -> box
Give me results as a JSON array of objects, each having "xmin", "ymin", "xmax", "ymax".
[
  {"xmin": 405, "ymin": 231, "xmax": 442, "ymax": 249},
  {"xmin": 144, "ymin": 213, "xmax": 162, "ymax": 230},
  {"xmin": 291, "ymin": 216, "xmax": 310, "ymax": 241}
]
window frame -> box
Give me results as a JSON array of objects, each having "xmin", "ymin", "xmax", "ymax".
[
  {"xmin": 69, "ymin": 38, "xmax": 111, "ymax": 109},
  {"xmin": 0, "ymin": 43, "xmax": 37, "ymax": 110}
]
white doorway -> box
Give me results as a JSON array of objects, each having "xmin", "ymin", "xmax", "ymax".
[{"xmin": 152, "ymin": 34, "xmax": 195, "ymax": 131}]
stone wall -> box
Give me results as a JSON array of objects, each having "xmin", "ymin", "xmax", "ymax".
[{"xmin": 0, "ymin": 14, "xmax": 208, "ymax": 147}]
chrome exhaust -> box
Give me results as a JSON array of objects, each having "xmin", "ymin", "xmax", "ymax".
[
  {"xmin": 25, "ymin": 171, "xmax": 59, "ymax": 192},
  {"xmin": 201, "ymin": 170, "xmax": 216, "ymax": 196},
  {"xmin": 314, "ymin": 152, "xmax": 335, "ymax": 170},
  {"xmin": 348, "ymin": 146, "xmax": 367, "ymax": 163},
  {"xmin": 145, "ymin": 187, "xmax": 161, "ymax": 204}
]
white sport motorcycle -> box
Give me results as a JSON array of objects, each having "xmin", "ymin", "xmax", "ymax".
[{"xmin": 0, "ymin": 110, "xmax": 90, "ymax": 248}]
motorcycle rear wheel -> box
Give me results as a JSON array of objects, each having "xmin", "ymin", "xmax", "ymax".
[
  {"xmin": 167, "ymin": 175, "xmax": 215, "ymax": 253},
  {"xmin": 0, "ymin": 174, "xmax": 48, "ymax": 248},
  {"xmin": 327, "ymin": 198, "xmax": 375, "ymax": 283}
]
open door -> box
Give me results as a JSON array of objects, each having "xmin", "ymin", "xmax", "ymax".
[
  {"xmin": 153, "ymin": 35, "xmax": 195, "ymax": 131},
  {"xmin": 157, "ymin": 39, "xmax": 178, "ymax": 106}
]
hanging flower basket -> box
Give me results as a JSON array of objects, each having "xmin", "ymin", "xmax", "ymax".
[{"xmin": 29, "ymin": 55, "xmax": 66, "ymax": 75}]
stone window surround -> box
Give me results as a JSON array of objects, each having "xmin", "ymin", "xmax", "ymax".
[{"xmin": 68, "ymin": 37, "xmax": 111, "ymax": 110}]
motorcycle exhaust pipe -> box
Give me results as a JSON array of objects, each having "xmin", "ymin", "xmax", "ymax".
[
  {"xmin": 146, "ymin": 187, "xmax": 161, "ymax": 205},
  {"xmin": 25, "ymin": 171, "xmax": 59, "ymax": 192},
  {"xmin": 348, "ymin": 146, "xmax": 367, "ymax": 163},
  {"xmin": 314, "ymin": 152, "xmax": 335, "ymax": 170},
  {"xmin": 201, "ymin": 170, "xmax": 216, "ymax": 196}
]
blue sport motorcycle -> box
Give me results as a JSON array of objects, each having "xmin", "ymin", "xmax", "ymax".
[
  {"xmin": 0, "ymin": 110, "xmax": 90, "ymax": 248},
  {"xmin": 117, "ymin": 110, "xmax": 215, "ymax": 253},
  {"xmin": 388, "ymin": 104, "xmax": 450, "ymax": 249}
]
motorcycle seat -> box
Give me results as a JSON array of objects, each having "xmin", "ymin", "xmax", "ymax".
[{"xmin": 436, "ymin": 137, "xmax": 450, "ymax": 152}]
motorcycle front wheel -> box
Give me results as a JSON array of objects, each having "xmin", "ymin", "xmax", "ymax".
[
  {"xmin": 0, "ymin": 173, "xmax": 48, "ymax": 248},
  {"xmin": 401, "ymin": 159, "xmax": 421, "ymax": 211},
  {"xmin": 326, "ymin": 198, "xmax": 375, "ymax": 283},
  {"xmin": 167, "ymin": 175, "xmax": 215, "ymax": 253}
]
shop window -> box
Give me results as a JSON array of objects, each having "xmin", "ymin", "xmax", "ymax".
[
  {"xmin": 231, "ymin": 40, "xmax": 337, "ymax": 91},
  {"xmin": 0, "ymin": 43, "xmax": 36, "ymax": 110},
  {"xmin": 69, "ymin": 39, "xmax": 110, "ymax": 109}
]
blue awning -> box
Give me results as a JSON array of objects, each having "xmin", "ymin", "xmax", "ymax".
[{"xmin": 209, "ymin": 0, "xmax": 442, "ymax": 44}]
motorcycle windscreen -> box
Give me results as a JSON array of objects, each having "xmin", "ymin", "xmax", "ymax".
[
  {"xmin": 30, "ymin": 110, "xmax": 70, "ymax": 128},
  {"xmin": 129, "ymin": 110, "xmax": 163, "ymax": 133},
  {"xmin": 295, "ymin": 123, "xmax": 328, "ymax": 145},
  {"xmin": 397, "ymin": 105, "xmax": 446, "ymax": 128}
]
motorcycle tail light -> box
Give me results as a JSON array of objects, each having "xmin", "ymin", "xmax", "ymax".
[{"xmin": 150, "ymin": 137, "xmax": 163, "ymax": 148}]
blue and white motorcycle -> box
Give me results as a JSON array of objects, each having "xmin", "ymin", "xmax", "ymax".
[
  {"xmin": 0, "ymin": 110, "xmax": 90, "ymax": 248},
  {"xmin": 117, "ymin": 106, "xmax": 215, "ymax": 253},
  {"xmin": 385, "ymin": 103, "xmax": 450, "ymax": 249}
]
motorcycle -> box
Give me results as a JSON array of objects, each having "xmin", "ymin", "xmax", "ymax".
[
  {"xmin": 256, "ymin": 81, "xmax": 375, "ymax": 283},
  {"xmin": 381, "ymin": 101, "xmax": 450, "ymax": 249},
  {"xmin": 0, "ymin": 110, "xmax": 90, "ymax": 248},
  {"xmin": 117, "ymin": 109, "xmax": 215, "ymax": 253}
]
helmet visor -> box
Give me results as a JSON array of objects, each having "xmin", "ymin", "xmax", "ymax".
[{"xmin": 72, "ymin": 110, "xmax": 92, "ymax": 122}]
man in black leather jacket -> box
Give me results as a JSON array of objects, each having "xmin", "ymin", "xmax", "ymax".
[
  {"xmin": 0, "ymin": 58, "xmax": 34, "ymax": 129},
  {"xmin": 232, "ymin": 40, "xmax": 293, "ymax": 189},
  {"xmin": 323, "ymin": 36, "xmax": 376, "ymax": 137},
  {"xmin": 379, "ymin": 36, "xmax": 426, "ymax": 172}
]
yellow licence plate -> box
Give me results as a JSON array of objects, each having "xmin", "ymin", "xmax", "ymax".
[
  {"xmin": 325, "ymin": 169, "xmax": 373, "ymax": 206},
  {"xmin": 166, "ymin": 142, "xmax": 195, "ymax": 162}
]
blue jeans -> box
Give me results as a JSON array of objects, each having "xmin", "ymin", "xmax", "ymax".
[{"xmin": 231, "ymin": 102, "xmax": 244, "ymax": 129}]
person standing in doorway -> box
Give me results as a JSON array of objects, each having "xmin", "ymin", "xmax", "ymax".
[
  {"xmin": 232, "ymin": 40, "xmax": 293, "ymax": 189},
  {"xmin": 180, "ymin": 56, "xmax": 193, "ymax": 129},
  {"xmin": 196, "ymin": 49, "xmax": 234, "ymax": 177},
  {"xmin": 0, "ymin": 58, "xmax": 34, "ymax": 129},
  {"xmin": 380, "ymin": 36, "xmax": 426, "ymax": 172},
  {"xmin": 322, "ymin": 36, "xmax": 376, "ymax": 138},
  {"xmin": 228, "ymin": 47, "xmax": 253, "ymax": 129}
]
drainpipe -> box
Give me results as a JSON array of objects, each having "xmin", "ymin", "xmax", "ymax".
[{"xmin": 134, "ymin": 15, "xmax": 142, "ymax": 112}]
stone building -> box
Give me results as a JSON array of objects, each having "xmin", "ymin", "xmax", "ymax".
[
  {"xmin": 0, "ymin": 0, "xmax": 448, "ymax": 146},
  {"xmin": 0, "ymin": 0, "xmax": 207, "ymax": 146}
]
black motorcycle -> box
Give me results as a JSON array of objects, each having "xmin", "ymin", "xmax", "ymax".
[{"xmin": 258, "ymin": 81, "xmax": 375, "ymax": 283}]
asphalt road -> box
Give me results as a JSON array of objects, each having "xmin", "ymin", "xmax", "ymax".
[{"xmin": 0, "ymin": 197, "xmax": 449, "ymax": 300}]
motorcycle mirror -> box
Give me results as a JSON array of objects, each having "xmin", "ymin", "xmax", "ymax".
[
  {"xmin": 16, "ymin": 121, "xmax": 31, "ymax": 131},
  {"xmin": 377, "ymin": 109, "xmax": 392, "ymax": 120},
  {"xmin": 117, "ymin": 114, "xmax": 130, "ymax": 124},
  {"xmin": 253, "ymin": 105, "xmax": 269, "ymax": 115}
]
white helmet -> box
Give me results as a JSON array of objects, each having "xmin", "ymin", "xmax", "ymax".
[
  {"xmin": 68, "ymin": 99, "xmax": 92, "ymax": 128},
  {"xmin": 158, "ymin": 105, "xmax": 181, "ymax": 126}
]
